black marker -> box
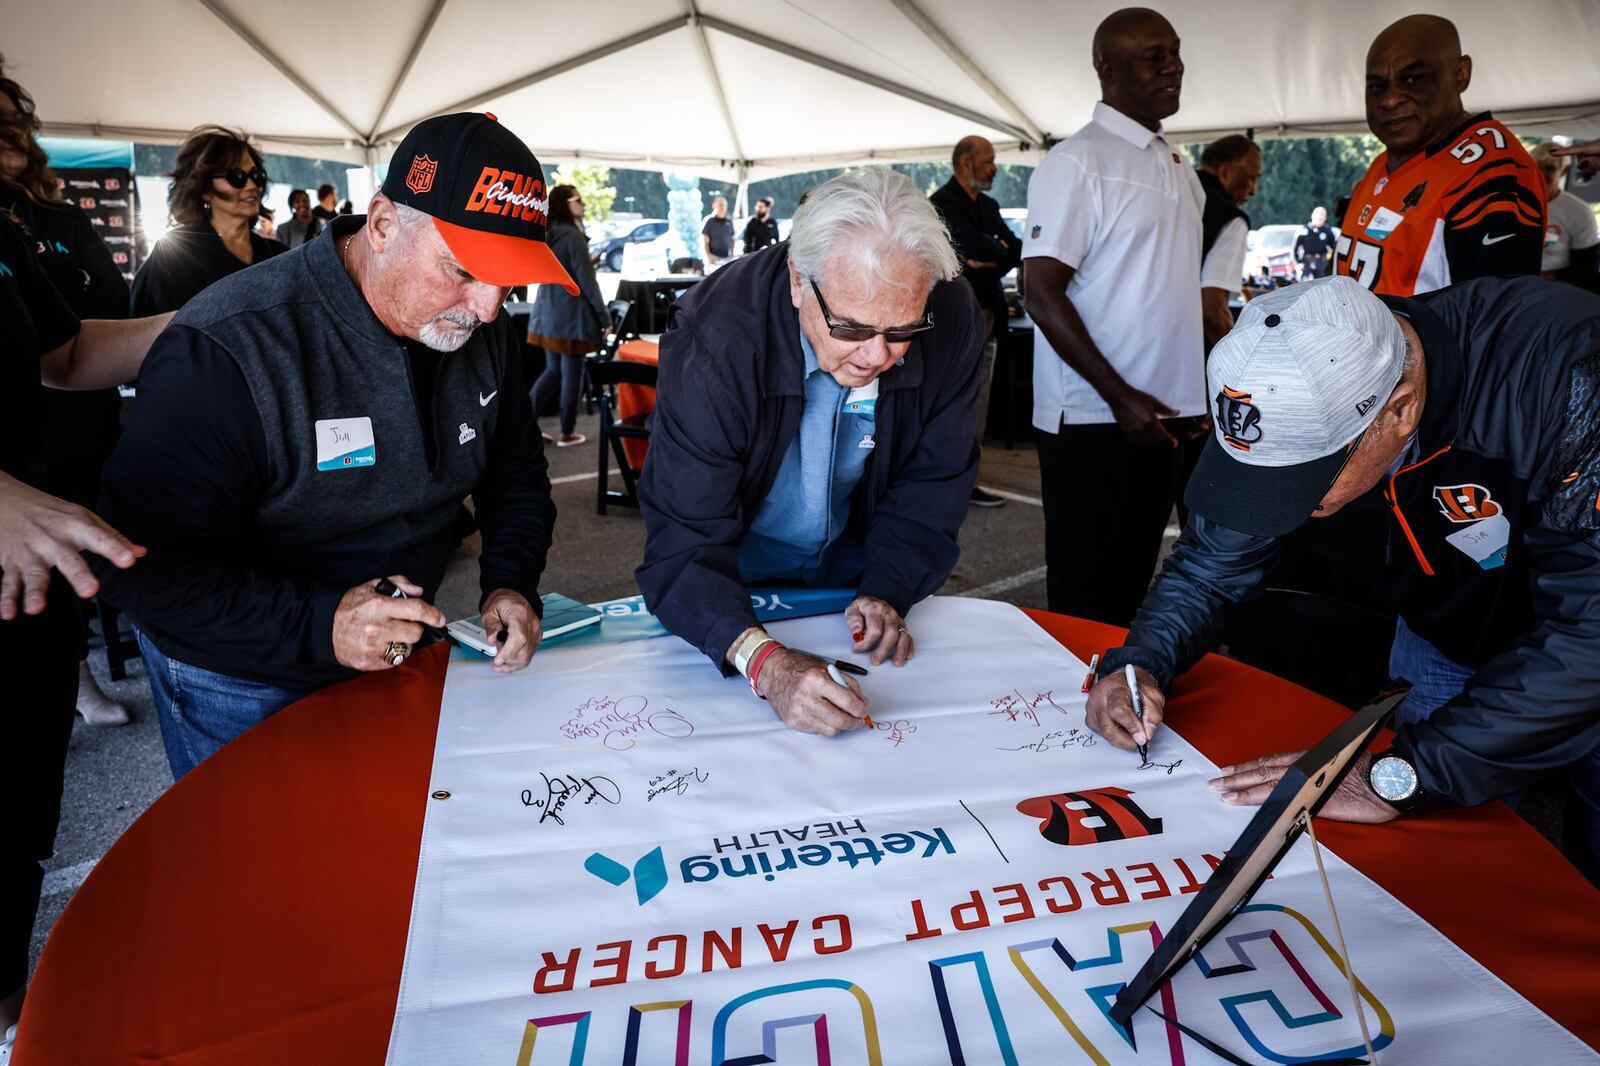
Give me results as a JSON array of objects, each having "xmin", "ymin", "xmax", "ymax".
[{"xmin": 374, "ymin": 578, "xmax": 452, "ymax": 642}]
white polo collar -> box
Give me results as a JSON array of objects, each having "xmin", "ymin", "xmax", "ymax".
[{"xmin": 1093, "ymin": 101, "xmax": 1166, "ymax": 150}]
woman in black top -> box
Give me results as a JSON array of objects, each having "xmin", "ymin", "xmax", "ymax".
[
  {"xmin": 0, "ymin": 67, "xmax": 131, "ymax": 725},
  {"xmin": 528, "ymin": 185, "xmax": 609, "ymax": 447},
  {"xmin": 130, "ymin": 126, "xmax": 285, "ymax": 315}
]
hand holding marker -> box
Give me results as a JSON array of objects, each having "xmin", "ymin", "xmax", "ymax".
[{"xmin": 1126, "ymin": 663, "xmax": 1149, "ymax": 761}]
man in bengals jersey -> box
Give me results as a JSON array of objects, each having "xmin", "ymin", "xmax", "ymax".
[{"xmin": 1335, "ymin": 14, "xmax": 1545, "ymax": 295}]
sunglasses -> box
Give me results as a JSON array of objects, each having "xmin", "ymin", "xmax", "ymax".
[
  {"xmin": 214, "ymin": 167, "xmax": 268, "ymax": 190},
  {"xmin": 810, "ymin": 278, "xmax": 934, "ymax": 343}
]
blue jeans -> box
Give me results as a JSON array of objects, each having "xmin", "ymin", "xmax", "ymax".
[
  {"xmin": 1389, "ymin": 617, "xmax": 1600, "ymax": 883},
  {"xmin": 137, "ymin": 631, "xmax": 311, "ymax": 780}
]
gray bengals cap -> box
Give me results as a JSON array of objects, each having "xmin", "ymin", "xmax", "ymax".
[{"xmin": 1183, "ymin": 276, "xmax": 1406, "ymax": 537}]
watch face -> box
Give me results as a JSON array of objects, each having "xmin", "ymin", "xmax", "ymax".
[{"xmin": 1370, "ymin": 756, "xmax": 1418, "ymax": 802}]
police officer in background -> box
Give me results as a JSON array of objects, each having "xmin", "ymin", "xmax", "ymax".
[
  {"xmin": 1084, "ymin": 275, "xmax": 1600, "ymax": 884},
  {"xmin": 1294, "ymin": 206, "xmax": 1337, "ymax": 279}
]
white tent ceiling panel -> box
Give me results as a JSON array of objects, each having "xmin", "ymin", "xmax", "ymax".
[
  {"xmin": 695, "ymin": 0, "xmax": 1010, "ymax": 127},
  {"xmin": 376, "ymin": 0, "xmax": 680, "ymax": 139},
  {"xmin": 469, "ymin": 30, "xmax": 741, "ymax": 166},
  {"xmin": 6, "ymin": 0, "xmax": 348, "ymax": 144},
  {"xmin": 705, "ymin": 28, "xmax": 1013, "ymax": 164},
  {"xmin": 4, "ymin": 1, "xmax": 1597, "ymax": 174}
]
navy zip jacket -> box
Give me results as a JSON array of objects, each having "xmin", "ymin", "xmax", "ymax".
[
  {"xmin": 636, "ymin": 245, "xmax": 984, "ymax": 674},
  {"xmin": 1103, "ymin": 276, "xmax": 1600, "ymax": 809}
]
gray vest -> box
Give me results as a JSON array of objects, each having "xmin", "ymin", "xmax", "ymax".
[{"xmin": 173, "ymin": 217, "xmax": 509, "ymax": 602}]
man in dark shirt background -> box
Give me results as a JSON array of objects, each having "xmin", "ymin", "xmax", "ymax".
[
  {"xmin": 930, "ymin": 134, "xmax": 1021, "ymax": 508},
  {"xmin": 1295, "ymin": 205, "xmax": 1337, "ymax": 279},
  {"xmin": 700, "ymin": 194, "xmax": 734, "ymax": 268},
  {"xmin": 312, "ymin": 182, "xmax": 339, "ymax": 226},
  {"xmin": 742, "ymin": 196, "xmax": 779, "ymax": 254}
]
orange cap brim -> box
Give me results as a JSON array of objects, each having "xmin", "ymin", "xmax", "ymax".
[{"xmin": 431, "ymin": 217, "xmax": 580, "ymax": 292}]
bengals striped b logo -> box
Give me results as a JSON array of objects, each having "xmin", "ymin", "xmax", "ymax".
[
  {"xmin": 1016, "ymin": 787, "xmax": 1163, "ymax": 846},
  {"xmin": 1433, "ymin": 483, "xmax": 1500, "ymax": 524}
]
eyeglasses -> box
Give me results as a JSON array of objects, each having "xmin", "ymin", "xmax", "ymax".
[
  {"xmin": 809, "ymin": 278, "xmax": 934, "ymax": 343},
  {"xmin": 214, "ymin": 167, "xmax": 268, "ymax": 190}
]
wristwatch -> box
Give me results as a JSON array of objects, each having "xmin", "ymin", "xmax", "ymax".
[
  {"xmin": 1365, "ymin": 749, "xmax": 1422, "ymax": 810},
  {"xmin": 731, "ymin": 627, "xmax": 778, "ymax": 678}
]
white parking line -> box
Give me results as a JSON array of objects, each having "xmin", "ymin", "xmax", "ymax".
[
  {"xmin": 549, "ymin": 470, "xmax": 601, "ymax": 485},
  {"xmin": 959, "ymin": 565, "xmax": 1050, "ymax": 600},
  {"xmin": 42, "ymin": 858, "xmax": 97, "ymax": 898},
  {"xmin": 977, "ymin": 485, "xmax": 1043, "ymax": 506}
]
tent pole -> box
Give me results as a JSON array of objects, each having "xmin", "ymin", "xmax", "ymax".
[
  {"xmin": 194, "ymin": 0, "xmax": 368, "ymax": 145},
  {"xmin": 367, "ymin": 0, "xmax": 451, "ymax": 143},
  {"xmin": 886, "ymin": 0, "xmax": 1045, "ymax": 146},
  {"xmin": 734, "ymin": 165, "xmax": 749, "ymax": 219},
  {"xmin": 683, "ymin": 1, "xmax": 749, "ymax": 174},
  {"xmin": 695, "ymin": 13, "xmax": 1028, "ymax": 144}
]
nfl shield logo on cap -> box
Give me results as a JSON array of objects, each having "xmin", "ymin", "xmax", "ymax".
[{"xmin": 381, "ymin": 112, "xmax": 577, "ymax": 292}]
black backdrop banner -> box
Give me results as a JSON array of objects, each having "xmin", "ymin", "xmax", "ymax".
[{"xmin": 55, "ymin": 167, "xmax": 144, "ymax": 282}]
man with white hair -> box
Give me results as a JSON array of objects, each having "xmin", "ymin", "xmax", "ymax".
[
  {"xmin": 94, "ymin": 113, "xmax": 570, "ymax": 778},
  {"xmin": 637, "ymin": 169, "xmax": 985, "ymax": 737},
  {"xmin": 1083, "ymin": 274, "xmax": 1600, "ymax": 881}
]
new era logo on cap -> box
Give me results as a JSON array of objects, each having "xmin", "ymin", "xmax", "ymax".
[{"xmin": 382, "ymin": 112, "xmax": 577, "ymax": 292}]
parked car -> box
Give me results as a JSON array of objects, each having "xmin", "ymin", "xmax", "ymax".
[
  {"xmin": 591, "ymin": 218, "xmax": 672, "ymax": 272},
  {"xmin": 1244, "ymin": 224, "xmax": 1303, "ymax": 282}
]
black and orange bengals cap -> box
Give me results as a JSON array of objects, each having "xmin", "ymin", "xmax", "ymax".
[{"xmin": 381, "ymin": 111, "xmax": 578, "ymax": 292}]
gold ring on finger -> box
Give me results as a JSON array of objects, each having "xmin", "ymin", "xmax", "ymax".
[{"xmin": 384, "ymin": 640, "xmax": 410, "ymax": 666}]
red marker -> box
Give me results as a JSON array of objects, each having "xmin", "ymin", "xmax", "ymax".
[
  {"xmin": 1080, "ymin": 653, "xmax": 1101, "ymax": 693},
  {"xmin": 852, "ymin": 631, "xmax": 864, "ymax": 642}
]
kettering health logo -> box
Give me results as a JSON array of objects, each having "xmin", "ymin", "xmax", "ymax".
[
  {"xmin": 585, "ymin": 847, "xmax": 668, "ymax": 905},
  {"xmin": 584, "ymin": 818, "xmax": 956, "ymax": 906}
]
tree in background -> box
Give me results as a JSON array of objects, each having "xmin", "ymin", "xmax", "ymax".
[
  {"xmin": 551, "ymin": 163, "xmax": 616, "ymax": 223},
  {"xmin": 1184, "ymin": 135, "xmax": 1381, "ymax": 226}
]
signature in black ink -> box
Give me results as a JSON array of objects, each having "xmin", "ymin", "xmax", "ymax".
[
  {"xmin": 647, "ymin": 767, "xmax": 709, "ymax": 801},
  {"xmin": 989, "ymin": 689, "xmax": 1072, "ymax": 727},
  {"xmin": 520, "ymin": 772, "xmax": 621, "ymax": 825},
  {"xmin": 998, "ymin": 728, "xmax": 1099, "ymax": 755},
  {"xmin": 874, "ymin": 719, "xmax": 917, "ymax": 747},
  {"xmin": 1138, "ymin": 758, "xmax": 1184, "ymax": 775}
]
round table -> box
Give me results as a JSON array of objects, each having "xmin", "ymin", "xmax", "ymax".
[{"xmin": 14, "ymin": 613, "xmax": 1600, "ymax": 1063}]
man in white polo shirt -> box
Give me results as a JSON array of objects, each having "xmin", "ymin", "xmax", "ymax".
[{"xmin": 1022, "ymin": 6, "xmax": 1207, "ymax": 625}]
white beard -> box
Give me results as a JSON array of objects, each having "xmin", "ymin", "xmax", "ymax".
[{"xmin": 418, "ymin": 314, "xmax": 480, "ymax": 352}]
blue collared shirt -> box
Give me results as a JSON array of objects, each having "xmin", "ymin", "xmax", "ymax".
[{"xmin": 738, "ymin": 331, "xmax": 877, "ymax": 583}]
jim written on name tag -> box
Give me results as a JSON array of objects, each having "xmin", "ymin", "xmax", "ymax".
[
  {"xmin": 315, "ymin": 416, "xmax": 376, "ymax": 471},
  {"xmin": 1446, "ymin": 511, "xmax": 1511, "ymax": 569}
]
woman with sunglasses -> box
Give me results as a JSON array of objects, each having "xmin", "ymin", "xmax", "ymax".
[
  {"xmin": 130, "ymin": 126, "xmax": 285, "ymax": 316},
  {"xmin": 527, "ymin": 184, "xmax": 610, "ymax": 447}
]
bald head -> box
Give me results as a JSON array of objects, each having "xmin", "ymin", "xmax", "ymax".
[
  {"xmin": 1093, "ymin": 8, "xmax": 1184, "ymax": 130},
  {"xmin": 952, "ymin": 135, "xmax": 997, "ymax": 193},
  {"xmin": 1365, "ymin": 14, "xmax": 1471, "ymax": 167}
]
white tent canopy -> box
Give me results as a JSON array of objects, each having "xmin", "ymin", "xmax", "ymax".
[{"xmin": 6, "ymin": 0, "xmax": 1599, "ymax": 180}]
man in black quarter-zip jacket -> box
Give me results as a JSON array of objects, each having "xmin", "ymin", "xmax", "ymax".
[
  {"xmin": 94, "ymin": 112, "xmax": 575, "ymax": 778},
  {"xmin": 1082, "ymin": 275, "xmax": 1600, "ymax": 883}
]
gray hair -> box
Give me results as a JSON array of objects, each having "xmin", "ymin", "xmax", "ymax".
[
  {"xmin": 788, "ymin": 169, "xmax": 959, "ymax": 296},
  {"xmin": 391, "ymin": 199, "xmax": 431, "ymax": 232}
]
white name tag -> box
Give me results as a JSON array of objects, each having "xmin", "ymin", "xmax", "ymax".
[
  {"xmin": 1445, "ymin": 511, "xmax": 1510, "ymax": 569},
  {"xmin": 315, "ymin": 416, "xmax": 376, "ymax": 470}
]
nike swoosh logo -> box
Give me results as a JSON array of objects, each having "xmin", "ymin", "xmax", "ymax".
[
  {"xmin": 1481, "ymin": 233, "xmax": 1514, "ymax": 246},
  {"xmin": 478, "ymin": 391, "xmax": 497, "ymax": 406}
]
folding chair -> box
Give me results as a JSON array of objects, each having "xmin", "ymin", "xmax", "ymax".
[{"xmin": 587, "ymin": 358, "xmax": 658, "ymax": 514}]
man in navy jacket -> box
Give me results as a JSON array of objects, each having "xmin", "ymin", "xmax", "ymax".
[
  {"xmin": 637, "ymin": 170, "xmax": 984, "ymax": 737},
  {"xmin": 1084, "ymin": 276, "xmax": 1600, "ymax": 880}
]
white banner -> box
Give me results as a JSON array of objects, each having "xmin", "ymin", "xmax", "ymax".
[{"xmin": 388, "ymin": 598, "xmax": 1592, "ymax": 1064}]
